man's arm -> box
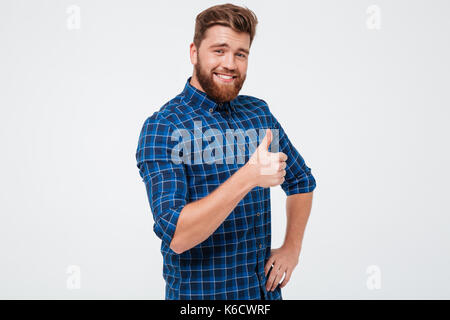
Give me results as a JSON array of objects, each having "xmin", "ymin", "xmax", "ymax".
[
  {"xmin": 136, "ymin": 115, "xmax": 286, "ymax": 255},
  {"xmin": 283, "ymin": 192, "xmax": 313, "ymax": 254},
  {"xmin": 169, "ymin": 163, "xmax": 253, "ymax": 254},
  {"xmin": 262, "ymin": 102, "xmax": 317, "ymax": 292},
  {"xmin": 264, "ymin": 192, "xmax": 314, "ymax": 291},
  {"xmin": 171, "ymin": 129, "xmax": 287, "ymax": 254}
]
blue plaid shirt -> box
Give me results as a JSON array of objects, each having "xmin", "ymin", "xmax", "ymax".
[{"xmin": 136, "ymin": 77, "xmax": 316, "ymax": 300}]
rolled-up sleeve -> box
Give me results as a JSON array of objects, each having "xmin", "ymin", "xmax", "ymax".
[
  {"xmin": 268, "ymin": 108, "xmax": 317, "ymax": 196},
  {"xmin": 136, "ymin": 116, "xmax": 188, "ymax": 247}
]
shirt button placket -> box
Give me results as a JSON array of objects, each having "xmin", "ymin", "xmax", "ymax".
[
  {"xmin": 259, "ymin": 274, "xmax": 266, "ymax": 299},
  {"xmin": 256, "ymin": 207, "xmax": 265, "ymax": 294}
]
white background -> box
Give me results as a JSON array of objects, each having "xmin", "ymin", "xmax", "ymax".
[{"xmin": 1, "ymin": 0, "xmax": 449, "ymax": 299}]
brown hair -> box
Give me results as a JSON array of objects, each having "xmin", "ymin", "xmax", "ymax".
[{"xmin": 193, "ymin": 3, "xmax": 258, "ymax": 50}]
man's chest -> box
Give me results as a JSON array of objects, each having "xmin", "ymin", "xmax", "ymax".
[{"xmin": 172, "ymin": 109, "xmax": 273, "ymax": 191}]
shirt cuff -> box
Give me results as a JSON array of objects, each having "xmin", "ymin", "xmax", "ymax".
[
  {"xmin": 282, "ymin": 172, "xmax": 317, "ymax": 196},
  {"xmin": 154, "ymin": 205, "xmax": 184, "ymax": 248}
]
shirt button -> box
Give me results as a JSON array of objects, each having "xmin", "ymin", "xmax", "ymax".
[
  {"xmin": 259, "ymin": 243, "xmax": 263, "ymax": 249},
  {"xmin": 209, "ymin": 108, "xmax": 213, "ymax": 113},
  {"xmin": 256, "ymin": 212, "xmax": 260, "ymax": 217}
]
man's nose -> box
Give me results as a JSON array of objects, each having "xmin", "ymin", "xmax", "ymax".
[{"xmin": 222, "ymin": 52, "xmax": 237, "ymax": 71}]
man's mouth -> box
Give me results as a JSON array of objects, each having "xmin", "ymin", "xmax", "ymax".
[{"xmin": 213, "ymin": 72, "xmax": 237, "ymax": 83}]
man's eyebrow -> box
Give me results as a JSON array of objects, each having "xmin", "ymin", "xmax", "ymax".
[{"xmin": 209, "ymin": 43, "xmax": 250, "ymax": 55}]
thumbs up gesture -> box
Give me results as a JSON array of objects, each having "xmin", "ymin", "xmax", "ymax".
[{"xmin": 246, "ymin": 129, "xmax": 287, "ymax": 188}]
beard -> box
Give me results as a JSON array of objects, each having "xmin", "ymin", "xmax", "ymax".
[{"xmin": 194, "ymin": 55, "xmax": 246, "ymax": 103}]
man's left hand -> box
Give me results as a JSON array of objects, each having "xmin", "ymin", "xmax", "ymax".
[{"xmin": 264, "ymin": 245, "xmax": 300, "ymax": 292}]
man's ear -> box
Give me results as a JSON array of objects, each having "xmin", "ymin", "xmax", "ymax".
[{"xmin": 189, "ymin": 43, "xmax": 198, "ymax": 65}]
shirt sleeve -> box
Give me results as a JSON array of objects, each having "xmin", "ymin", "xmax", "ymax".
[
  {"xmin": 135, "ymin": 116, "xmax": 188, "ymax": 247},
  {"xmin": 267, "ymin": 107, "xmax": 317, "ymax": 196}
]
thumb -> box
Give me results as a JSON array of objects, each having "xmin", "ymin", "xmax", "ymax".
[{"xmin": 259, "ymin": 128, "xmax": 272, "ymax": 151}]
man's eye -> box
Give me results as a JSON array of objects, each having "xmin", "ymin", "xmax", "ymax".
[
  {"xmin": 215, "ymin": 50, "xmax": 224, "ymax": 53},
  {"xmin": 237, "ymin": 53, "xmax": 246, "ymax": 58}
]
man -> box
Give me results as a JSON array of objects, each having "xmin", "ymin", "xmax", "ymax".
[{"xmin": 136, "ymin": 3, "xmax": 316, "ymax": 300}]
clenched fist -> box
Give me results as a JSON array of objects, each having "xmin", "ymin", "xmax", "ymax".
[{"xmin": 245, "ymin": 129, "xmax": 287, "ymax": 188}]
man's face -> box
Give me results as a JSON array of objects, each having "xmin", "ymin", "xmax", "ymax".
[{"xmin": 190, "ymin": 25, "xmax": 250, "ymax": 103}]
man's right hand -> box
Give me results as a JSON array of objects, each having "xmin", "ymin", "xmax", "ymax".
[{"xmin": 245, "ymin": 129, "xmax": 287, "ymax": 188}]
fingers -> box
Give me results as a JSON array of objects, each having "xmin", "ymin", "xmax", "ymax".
[
  {"xmin": 265, "ymin": 262, "xmax": 280, "ymax": 291},
  {"xmin": 266, "ymin": 129, "xmax": 272, "ymax": 148},
  {"xmin": 273, "ymin": 160, "xmax": 286, "ymax": 171},
  {"xmin": 259, "ymin": 129, "xmax": 272, "ymax": 151},
  {"xmin": 268, "ymin": 152, "xmax": 287, "ymax": 168},
  {"xmin": 264, "ymin": 256, "xmax": 276, "ymax": 276},
  {"xmin": 278, "ymin": 161, "xmax": 287, "ymax": 171},
  {"xmin": 266, "ymin": 262, "xmax": 284, "ymax": 292},
  {"xmin": 279, "ymin": 152, "xmax": 288, "ymax": 162},
  {"xmin": 270, "ymin": 268, "xmax": 285, "ymax": 292},
  {"xmin": 276, "ymin": 170, "xmax": 286, "ymax": 186},
  {"xmin": 278, "ymin": 170, "xmax": 286, "ymax": 177},
  {"xmin": 263, "ymin": 248, "xmax": 296, "ymax": 292},
  {"xmin": 280, "ymin": 268, "xmax": 292, "ymax": 289}
]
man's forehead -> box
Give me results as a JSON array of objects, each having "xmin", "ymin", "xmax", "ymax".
[{"xmin": 203, "ymin": 25, "xmax": 250, "ymax": 49}]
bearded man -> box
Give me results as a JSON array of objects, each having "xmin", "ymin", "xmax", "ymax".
[{"xmin": 136, "ymin": 3, "xmax": 316, "ymax": 300}]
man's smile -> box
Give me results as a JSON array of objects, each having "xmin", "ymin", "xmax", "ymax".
[{"xmin": 213, "ymin": 72, "xmax": 237, "ymax": 83}]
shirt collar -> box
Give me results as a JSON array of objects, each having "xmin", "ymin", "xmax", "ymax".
[{"xmin": 181, "ymin": 76, "xmax": 236, "ymax": 113}]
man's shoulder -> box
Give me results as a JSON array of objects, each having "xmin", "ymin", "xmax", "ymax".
[
  {"xmin": 235, "ymin": 94, "xmax": 266, "ymax": 105},
  {"xmin": 143, "ymin": 94, "xmax": 191, "ymax": 128},
  {"xmin": 136, "ymin": 95, "xmax": 188, "ymax": 162},
  {"xmin": 234, "ymin": 94, "xmax": 271, "ymax": 115}
]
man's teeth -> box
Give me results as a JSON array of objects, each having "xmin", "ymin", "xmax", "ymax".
[{"xmin": 215, "ymin": 73, "xmax": 233, "ymax": 79}]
